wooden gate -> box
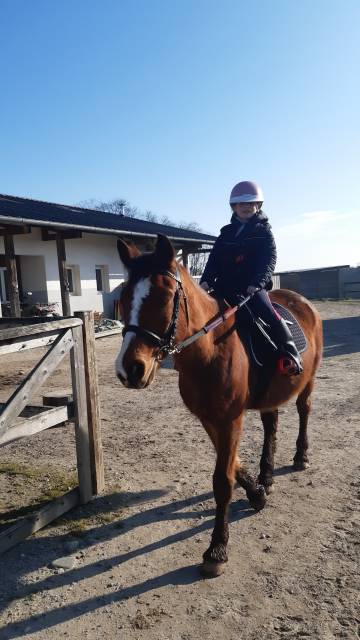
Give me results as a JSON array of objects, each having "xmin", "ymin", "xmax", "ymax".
[{"xmin": 0, "ymin": 311, "xmax": 105, "ymax": 554}]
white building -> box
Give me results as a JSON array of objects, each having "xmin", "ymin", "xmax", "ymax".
[{"xmin": 0, "ymin": 194, "xmax": 215, "ymax": 318}]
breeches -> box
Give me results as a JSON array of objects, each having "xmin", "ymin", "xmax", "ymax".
[{"xmin": 239, "ymin": 289, "xmax": 281, "ymax": 328}]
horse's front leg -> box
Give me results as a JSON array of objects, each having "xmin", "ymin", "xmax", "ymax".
[
  {"xmin": 202, "ymin": 418, "xmax": 242, "ymax": 578},
  {"xmin": 202, "ymin": 421, "xmax": 266, "ymax": 511}
]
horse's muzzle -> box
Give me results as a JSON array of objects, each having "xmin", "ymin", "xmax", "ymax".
[{"xmin": 117, "ymin": 358, "xmax": 157, "ymax": 389}]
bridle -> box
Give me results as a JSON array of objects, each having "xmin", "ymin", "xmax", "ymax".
[
  {"xmin": 121, "ymin": 268, "xmax": 189, "ymax": 359},
  {"xmin": 122, "ymin": 268, "xmax": 257, "ymax": 360}
]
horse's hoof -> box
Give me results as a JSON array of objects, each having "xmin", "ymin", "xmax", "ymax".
[
  {"xmin": 200, "ymin": 560, "xmax": 225, "ymax": 578},
  {"xmin": 265, "ymin": 484, "xmax": 275, "ymax": 495},
  {"xmin": 293, "ymin": 460, "xmax": 310, "ymax": 471},
  {"xmin": 248, "ymin": 485, "xmax": 267, "ymax": 511}
]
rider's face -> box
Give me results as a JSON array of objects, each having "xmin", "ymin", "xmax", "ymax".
[{"xmin": 232, "ymin": 202, "xmax": 259, "ymax": 221}]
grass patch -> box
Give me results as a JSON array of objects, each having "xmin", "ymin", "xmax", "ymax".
[
  {"xmin": 0, "ymin": 461, "xmax": 43, "ymax": 478},
  {"xmin": 0, "ymin": 461, "xmax": 78, "ymax": 526}
]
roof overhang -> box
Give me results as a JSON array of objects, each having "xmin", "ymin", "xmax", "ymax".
[{"xmin": 0, "ymin": 214, "xmax": 214, "ymax": 246}]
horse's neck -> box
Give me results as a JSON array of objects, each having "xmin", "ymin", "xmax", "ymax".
[
  {"xmin": 175, "ymin": 267, "xmax": 225, "ymax": 363},
  {"xmin": 181, "ymin": 267, "xmax": 219, "ymax": 327}
]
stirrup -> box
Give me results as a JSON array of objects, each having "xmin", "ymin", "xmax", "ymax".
[{"xmin": 277, "ymin": 356, "xmax": 301, "ymax": 376}]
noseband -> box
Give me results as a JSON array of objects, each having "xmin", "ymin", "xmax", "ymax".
[{"xmin": 122, "ymin": 269, "xmax": 189, "ymax": 359}]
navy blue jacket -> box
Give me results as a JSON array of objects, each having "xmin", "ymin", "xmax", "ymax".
[{"xmin": 201, "ymin": 212, "xmax": 277, "ymax": 300}]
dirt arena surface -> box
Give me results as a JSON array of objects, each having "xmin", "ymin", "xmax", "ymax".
[{"xmin": 0, "ymin": 301, "xmax": 359, "ymax": 640}]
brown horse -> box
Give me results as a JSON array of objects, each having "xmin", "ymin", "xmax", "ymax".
[{"xmin": 115, "ymin": 235, "xmax": 323, "ymax": 577}]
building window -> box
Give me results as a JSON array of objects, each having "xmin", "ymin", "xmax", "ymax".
[
  {"xmin": 95, "ymin": 265, "xmax": 109, "ymax": 293},
  {"xmin": 66, "ymin": 268, "xmax": 74, "ymax": 293},
  {"xmin": 65, "ymin": 265, "xmax": 81, "ymax": 296},
  {"xmin": 0, "ymin": 268, "xmax": 9, "ymax": 302}
]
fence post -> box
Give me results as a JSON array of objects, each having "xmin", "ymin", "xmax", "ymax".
[
  {"xmin": 74, "ymin": 311, "xmax": 105, "ymax": 494},
  {"xmin": 70, "ymin": 323, "xmax": 93, "ymax": 503}
]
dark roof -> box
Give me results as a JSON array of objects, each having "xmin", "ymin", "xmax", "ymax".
[{"xmin": 0, "ymin": 194, "xmax": 216, "ymax": 245}]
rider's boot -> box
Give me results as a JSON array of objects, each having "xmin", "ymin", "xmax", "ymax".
[{"xmin": 271, "ymin": 318, "xmax": 303, "ymax": 375}]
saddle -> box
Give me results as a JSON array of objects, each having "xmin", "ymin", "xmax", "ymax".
[{"xmin": 236, "ymin": 302, "xmax": 307, "ymax": 369}]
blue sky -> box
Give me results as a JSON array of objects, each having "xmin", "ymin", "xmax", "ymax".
[{"xmin": 0, "ymin": 0, "xmax": 359, "ymax": 270}]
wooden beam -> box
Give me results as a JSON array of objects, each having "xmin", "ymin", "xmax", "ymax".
[
  {"xmin": 70, "ymin": 324, "xmax": 94, "ymax": 504},
  {"xmin": 0, "ymin": 404, "xmax": 70, "ymax": 447},
  {"xmin": 182, "ymin": 249, "xmax": 189, "ymax": 269},
  {"xmin": 94, "ymin": 327, "xmax": 122, "ymax": 339},
  {"xmin": 75, "ymin": 311, "xmax": 105, "ymax": 494},
  {"xmin": 42, "ymin": 229, "xmax": 82, "ymax": 241},
  {"xmin": 0, "ymin": 329, "xmax": 74, "ymax": 439},
  {"xmin": 0, "ymin": 488, "xmax": 80, "ymax": 555},
  {"xmin": 186, "ymin": 248, "xmax": 212, "ymax": 255},
  {"xmin": 56, "ymin": 234, "xmax": 71, "ymax": 316},
  {"xmin": 0, "ymin": 316, "xmax": 82, "ymax": 341},
  {"xmin": 4, "ymin": 234, "xmax": 21, "ymax": 317},
  {"xmin": 42, "ymin": 390, "xmax": 73, "ymax": 407},
  {"xmin": 0, "ymin": 225, "xmax": 31, "ymax": 236},
  {"xmin": 0, "ymin": 329, "xmax": 60, "ymax": 356}
]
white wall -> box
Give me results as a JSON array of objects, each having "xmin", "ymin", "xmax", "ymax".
[{"xmin": 0, "ymin": 228, "xmax": 127, "ymax": 316}]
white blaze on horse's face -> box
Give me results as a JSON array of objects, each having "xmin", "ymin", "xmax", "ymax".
[{"xmin": 115, "ymin": 277, "xmax": 151, "ymax": 383}]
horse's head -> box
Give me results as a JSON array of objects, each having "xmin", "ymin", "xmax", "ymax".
[{"xmin": 115, "ymin": 234, "xmax": 182, "ymax": 388}]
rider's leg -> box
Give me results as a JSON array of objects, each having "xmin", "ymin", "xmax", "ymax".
[{"xmin": 246, "ymin": 290, "xmax": 303, "ymax": 375}]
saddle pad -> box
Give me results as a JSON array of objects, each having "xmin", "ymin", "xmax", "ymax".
[{"xmin": 272, "ymin": 302, "xmax": 307, "ymax": 353}]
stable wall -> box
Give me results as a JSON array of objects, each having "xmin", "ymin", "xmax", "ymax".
[
  {"xmin": 0, "ymin": 228, "xmax": 127, "ymax": 316},
  {"xmin": 277, "ymin": 266, "xmax": 360, "ymax": 299},
  {"xmin": 278, "ymin": 268, "xmax": 341, "ymax": 299},
  {"xmin": 339, "ymin": 266, "xmax": 360, "ymax": 299}
]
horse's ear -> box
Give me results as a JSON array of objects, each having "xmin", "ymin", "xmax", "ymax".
[
  {"xmin": 117, "ymin": 238, "xmax": 140, "ymax": 267},
  {"xmin": 155, "ymin": 234, "xmax": 176, "ymax": 266}
]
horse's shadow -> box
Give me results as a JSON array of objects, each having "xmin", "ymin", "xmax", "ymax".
[
  {"xmin": 0, "ymin": 486, "xmax": 255, "ymax": 638},
  {"xmin": 273, "ymin": 464, "xmax": 295, "ymax": 477}
]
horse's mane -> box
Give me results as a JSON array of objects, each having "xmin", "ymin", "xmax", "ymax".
[{"xmin": 176, "ymin": 262, "xmax": 221, "ymax": 326}]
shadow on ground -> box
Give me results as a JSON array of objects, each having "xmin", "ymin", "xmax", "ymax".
[
  {"xmin": 322, "ymin": 316, "xmax": 360, "ymax": 357},
  {"xmin": 0, "ymin": 486, "xmax": 256, "ymax": 638}
]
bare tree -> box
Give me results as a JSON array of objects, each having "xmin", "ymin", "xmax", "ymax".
[
  {"xmin": 178, "ymin": 220, "xmax": 202, "ymax": 232},
  {"xmin": 144, "ymin": 210, "xmax": 158, "ymax": 222},
  {"xmin": 78, "ymin": 198, "xmax": 203, "ymax": 233},
  {"xmin": 77, "ymin": 198, "xmax": 139, "ymax": 218},
  {"xmin": 78, "ymin": 196, "xmax": 210, "ymax": 277},
  {"xmin": 188, "ymin": 250, "xmax": 209, "ymax": 277}
]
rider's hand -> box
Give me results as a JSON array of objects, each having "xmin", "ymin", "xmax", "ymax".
[
  {"xmin": 246, "ymin": 285, "xmax": 259, "ymax": 295},
  {"xmin": 200, "ymin": 281, "xmax": 210, "ymax": 292}
]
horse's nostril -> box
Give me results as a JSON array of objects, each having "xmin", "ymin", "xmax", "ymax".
[{"xmin": 129, "ymin": 361, "xmax": 145, "ymax": 382}]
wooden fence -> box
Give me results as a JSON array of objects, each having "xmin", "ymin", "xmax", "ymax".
[{"xmin": 0, "ymin": 311, "xmax": 105, "ymax": 554}]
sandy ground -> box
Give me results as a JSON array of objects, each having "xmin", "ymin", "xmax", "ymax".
[{"xmin": 0, "ymin": 301, "xmax": 359, "ymax": 640}]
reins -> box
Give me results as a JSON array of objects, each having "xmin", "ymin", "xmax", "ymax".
[
  {"xmin": 122, "ymin": 266, "xmax": 256, "ymax": 359},
  {"xmin": 167, "ymin": 292, "xmax": 253, "ymax": 356}
]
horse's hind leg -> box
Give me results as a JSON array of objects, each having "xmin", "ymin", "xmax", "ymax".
[
  {"xmin": 294, "ymin": 380, "xmax": 314, "ymax": 470},
  {"xmin": 235, "ymin": 461, "xmax": 266, "ymax": 511},
  {"xmin": 258, "ymin": 409, "xmax": 278, "ymax": 493}
]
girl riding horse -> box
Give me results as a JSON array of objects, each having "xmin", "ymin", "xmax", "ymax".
[
  {"xmin": 201, "ymin": 180, "xmax": 303, "ymax": 375},
  {"xmin": 115, "ymin": 233, "xmax": 322, "ymax": 578}
]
